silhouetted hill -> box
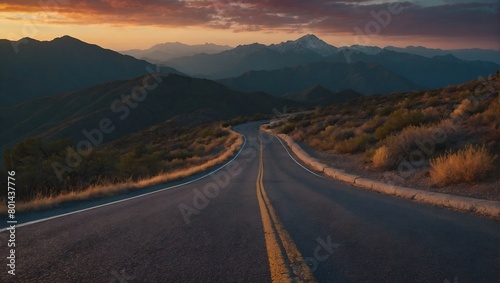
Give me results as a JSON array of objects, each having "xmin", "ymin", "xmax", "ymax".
[
  {"xmin": 0, "ymin": 36, "xmax": 183, "ymax": 106},
  {"xmin": 0, "ymin": 73, "xmax": 298, "ymax": 151},
  {"xmin": 219, "ymin": 61, "xmax": 419, "ymax": 96},
  {"xmin": 384, "ymin": 45, "xmax": 500, "ymax": 64},
  {"xmin": 284, "ymin": 85, "xmax": 362, "ymax": 105},
  {"xmin": 324, "ymin": 49, "xmax": 498, "ymax": 89}
]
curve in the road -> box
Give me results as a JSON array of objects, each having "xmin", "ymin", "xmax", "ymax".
[{"xmin": 0, "ymin": 136, "xmax": 248, "ymax": 233}]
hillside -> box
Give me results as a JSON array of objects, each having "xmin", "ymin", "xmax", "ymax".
[
  {"xmin": 219, "ymin": 61, "xmax": 419, "ymax": 96},
  {"xmin": 0, "ymin": 73, "xmax": 299, "ymax": 153},
  {"xmin": 384, "ymin": 46, "xmax": 500, "ymax": 65},
  {"xmin": 0, "ymin": 36, "xmax": 183, "ymax": 105},
  {"xmin": 324, "ymin": 50, "xmax": 498, "ymax": 89},
  {"xmin": 269, "ymin": 73, "xmax": 500, "ymax": 200}
]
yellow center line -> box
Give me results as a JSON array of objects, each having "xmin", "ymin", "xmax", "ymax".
[{"xmin": 256, "ymin": 141, "xmax": 317, "ymax": 283}]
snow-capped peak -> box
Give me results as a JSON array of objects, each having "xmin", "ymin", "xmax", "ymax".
[{"xmin": 270, "ymin": 34, "xmax": 338, "ymax": 56}]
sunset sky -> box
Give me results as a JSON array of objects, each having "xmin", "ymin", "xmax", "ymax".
[{"xmin": 1, "ymin": 0, "xmax": 498, "ymax": 51}]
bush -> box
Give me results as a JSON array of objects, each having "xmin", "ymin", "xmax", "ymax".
[
  {"xmin": 374, "ymin": 109, "xmax": 424, "ymax": 140},
  {"xmin": 372, "ymin": 146, "xmax": 392, "ymax": 169},
  {"xmin": 430, "ymin": 144, "xmax": 497, "ymax": 186},
  {"xmin": 359, "ymin": 116, "xmax": 384, "ymax": 134},
  {"xmin": 333, "ymin": 128, "xmax": 355, "ymax": 141},
  {"xmin": 450, "ymin": 99, "xmax": 477, "ymax": 119},
  {"xmin": 308, "ymin": 137, "xmax": 334, "ymax": 151},
  {"xmin": 281, "ymin": 123, "xmax": 296, "ymax": 134},
  {"xmin": 481, "ymin": 99, "xmax": 500, "ymax": 125},
  {"xmin": 372, "ymin": 122, "xmax": 457, "ymax": 170},
  {"xmin": 377, "ymin": 105, "xmax": 397, "ymax": 116},
  {"xmin": 334, "ymin": 134, "xmax": 372, "ymax": 154}
]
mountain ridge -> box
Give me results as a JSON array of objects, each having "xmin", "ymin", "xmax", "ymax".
[
  {"xmin": 0, "ymin": 35, "xmax": 184, "ymax": 106},
  {"xmin": 0, "ymin": 73, "xmax": 299, "ymax": 152},
  {"xmin": 218, "ymin": 61, "xmax": 420, "ymax": 96},
  {"xmin": 121, "ymin": 41, "xmax": 232, "ymax": 63}
]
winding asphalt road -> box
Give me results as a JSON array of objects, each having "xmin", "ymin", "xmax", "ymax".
[{"xmin": 1, "ymin": 122, "xmax": 499, "ymax": 282}]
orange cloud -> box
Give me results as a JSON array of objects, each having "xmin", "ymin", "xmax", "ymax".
[{"xmin": 1, "ymin": 0, "xmax": 498, "ymax": 48}]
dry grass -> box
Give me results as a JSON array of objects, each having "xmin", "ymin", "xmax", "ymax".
[
  {"xmin": 372, "ymin": 145, "xmax": 392, "ymax": 169},
  {"xmin": 450, "ymin": 99, "xmax": 476, "ymax": 119},
  {"xmin": 334, "ymin": 134, "xmax": 372, "ymax": 154},
  {"xmin": 430, "ymin": 144, "xmax": 497, "ymax": 186},
  {"xmin": 371, "ymin": 121, "xmax": 458, "ymax": 170},
  {"xmin": 1, "ymin": 130, "xmax": 244, "ymax": 214}
]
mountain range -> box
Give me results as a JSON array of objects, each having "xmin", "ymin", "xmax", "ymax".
[
  {"xmin": 0, "ymin": 36, "xmax": 183, "ymax": 106},
  {"xmin": 2, "ymin": 34, "xmax": 497, "ymax": 107},
  {"xmin": 165, "ymin": 34, "xmax": 498, "ymax": 95},
  {"xmin": 384, "ymin": 46, "xmax": 500, "ymax": 65},
  {"xmin": 1, "ymin": 33, "xmax": 498, "ymax": 171},
  {"xmin": 0, "ymin": 73, "xmax": 296, "ymax": 152},
  {"xmin": 121, "ymin": 42, "xmax": 232, "ymax": 64},
  {"xmin": 219, "ymin": 61, "xmax": 418, "ymax": 96}
]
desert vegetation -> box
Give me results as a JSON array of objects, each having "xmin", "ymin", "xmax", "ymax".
[
  {"xmin": 269, "ymin": 73, "xmax": 500, "ymax": 198},
  {"xmin": 1, "ymin": 119, "xmax": 243, "ymax": 212}
]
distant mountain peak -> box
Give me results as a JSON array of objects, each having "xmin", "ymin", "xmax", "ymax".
[
  {"xmin": 52, "ymin": 35, "xmax": 86, "ymax": 45},
  {"xmin": 55, "ymin": 35, "xmax": 80, "ymax": 41},
  {"xmin": 296, "ymin": 34, "xmax": 321, "ymax": 42},
  {"xmin": 271, "ymin": 34, "xmax": 337, "ymax": 56}
]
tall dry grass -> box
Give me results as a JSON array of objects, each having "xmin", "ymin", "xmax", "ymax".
[
  {"xmin": 430, "ymin": 144, "xmax": 497, "ymax": 186},
  {"xmin": 3, "ymin": 129, "xmax": 244, "ymax": 214},
  {"xmin": 372, "ymin": 145, "xmax": 392, "ymax": 169}
]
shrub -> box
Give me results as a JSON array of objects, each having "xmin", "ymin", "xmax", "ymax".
[
  {"xmin": 481, "ymin": 99, "xmax": 500, "ymax": 125},
  {"xmin": 450, "ymin": 98, "xmax": 477, "ymax": 119},
  {"xmin": 374, "ymin": 109, "xmax": 424, "ymax": 140},
  {"xmin": 430, "ymin": 144, "xmax": 497, "ymax": 186},
  {"xmin": 280, "ymin": 123, "xmax": 296, "ymax": 134},
  {"xmin": 372, "ymin": 145, "xmax": 392, "ymax": 169},
  {"xmin": 333, "ymin": 128, "xmax": 355, "ymax": 141},
  {"xmin": 377, "ymin": 105, "xmax": 397, "ymax": 116},
  {"xmin": 334, "ymin": 134, "xmax": 372, "ymax": 154},
  {"xmin": 360, "ymin": 116, "xmax": 385, "ymax": 134},
  {"xmin": 373, "ymin": 122, "xmax": 457, "ymax": 170},
  {"xmin": 364, "ymin": 149, "xmax": 376, "ymax": 163},
  {"xmin": 384, "ymin": 125, "xmax": 438, "ymax": 161},
  {"xmin": 421, "ymin": 107, "xmax": 441, "ymax": 123},
  {"xmin": 308, "ymin": 138, "xmax": 334, "ymax": 151}
]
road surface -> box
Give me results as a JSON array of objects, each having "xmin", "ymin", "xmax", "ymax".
[{"xmin": 1, "ymin": 122, "xmax": 499, "ymax": 282}]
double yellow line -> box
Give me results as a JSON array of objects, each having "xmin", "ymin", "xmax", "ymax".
[{"xmin": 256, "ymin": 141, "xmax": 317, "ymax": 283}]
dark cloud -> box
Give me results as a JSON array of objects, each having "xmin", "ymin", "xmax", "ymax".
[{"xmin": 1, "ymin": 0, "xmax": 498, "ymax": 42}]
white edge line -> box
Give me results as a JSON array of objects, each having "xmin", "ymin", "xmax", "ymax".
[
  {"xmin": 266, "ymin": 133, "xmax": 325, "ymax": 179},
  {"xmin": 0, "ymin": 136, "xmax": 247, "ymax": 232}
]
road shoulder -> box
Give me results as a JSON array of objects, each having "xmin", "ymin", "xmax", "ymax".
[{"xmin": 261, "ymin": 126, "xmax": 500, "ymax": 219}]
